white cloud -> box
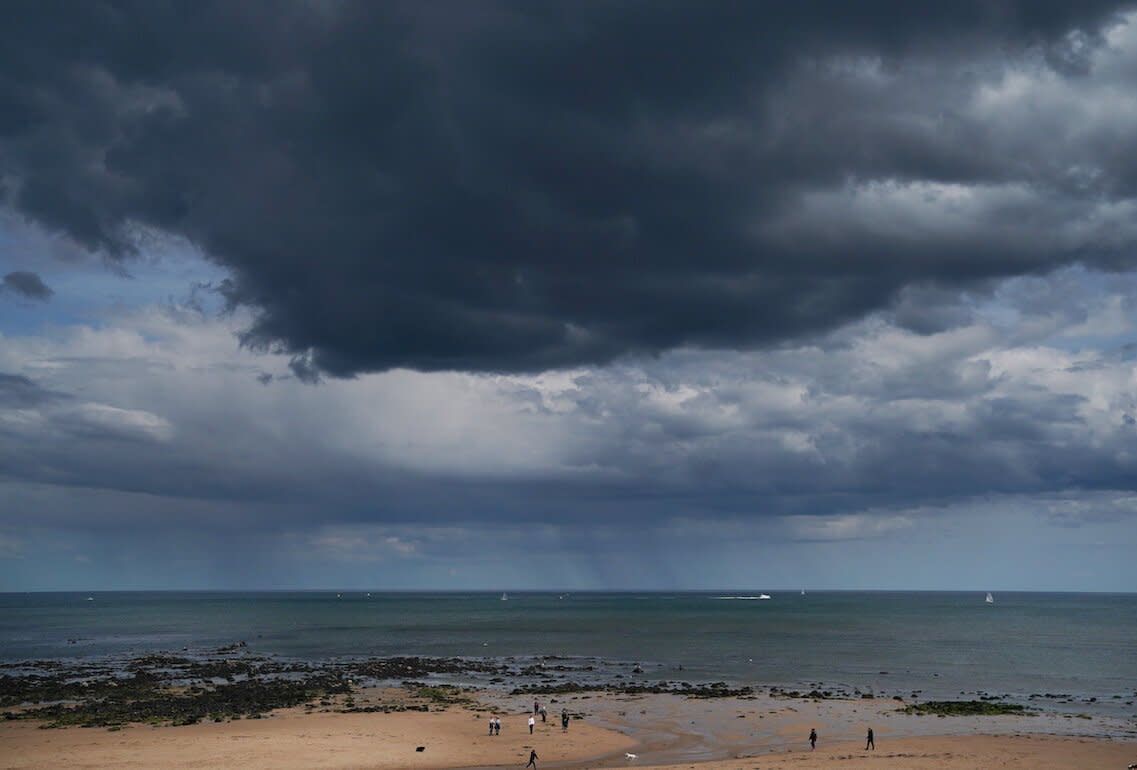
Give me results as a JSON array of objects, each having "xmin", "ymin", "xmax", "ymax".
[
  {"xmin": 301, "ymin": 528, "xmax": 421, "ymax": 563},
  {"xmin": 63, "ymin": 402, "xmax": 174, "ymax": 442},
  {"xmin": 785, "ymin": 513, "xmax": 915, "ymax": 541}
]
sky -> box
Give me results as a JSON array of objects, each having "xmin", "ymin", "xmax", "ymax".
[{"xmin": 1, "ymin": 1, "xmax": 1136, "ymax": 592}]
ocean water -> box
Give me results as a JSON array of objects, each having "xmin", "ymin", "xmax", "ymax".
[{"xmin": 2, "ymin": 591, "xmax": 1134, "ymax": 720}]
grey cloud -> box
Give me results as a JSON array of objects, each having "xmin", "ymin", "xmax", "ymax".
[
  {"xmin": 2, "ymin": 1, "xmax": 1135, "ymax": 376},
  {"xmin": 1, "ymin": 271, "xmax": 53, "ymax": 301},
  {"xmin": 0, "ymin": 373, "xmax": 67, "ymax": 408},
  {"xmin": 885, "ymin": 284, "xmax": 980, "ymax": 335},
  {"xmin": 287, "ymin": 352, "xmax": 322, "ymax": 385}
]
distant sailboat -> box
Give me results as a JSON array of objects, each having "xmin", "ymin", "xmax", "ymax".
[
  {"xmin": 500, "ymin": 592, "xmax": 508, "ymax": 601},
  {"xmin": 758, "ymin": 594, "xmax": 772, "ymax": 600},
  {"xmin": 985, "ymin": 592, "xmax": 994, "ymax": 604}
]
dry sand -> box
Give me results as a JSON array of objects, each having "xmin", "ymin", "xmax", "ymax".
[{"xmin": 3, "ymin": 687, "xmax": 1135, "ymax": 769}]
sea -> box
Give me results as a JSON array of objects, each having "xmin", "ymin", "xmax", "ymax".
[{"xmin": 2, "ymin": 590, "xmax": 1135, "ymax": 722}]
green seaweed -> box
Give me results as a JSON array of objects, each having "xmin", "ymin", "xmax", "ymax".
[
  {"xmin": 409, "ymin": 684, "xmax": 472, "ymax": 707},
  {"xmin": 12, "ymin": 675, "xmax": 351, "ymax": 728},
  {"xmin": 898, "ymin": 700, "xmax": 1030, "ymax": 716}
]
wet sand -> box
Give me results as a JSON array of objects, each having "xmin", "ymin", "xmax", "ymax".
[{"xmin": 3, "ymin": 687, "xmax": 1135, "ymax": 769}]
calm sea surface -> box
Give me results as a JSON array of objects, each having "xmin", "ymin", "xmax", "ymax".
[{"xmin": 2, "ymin": 591, "xmax": 1134, "ymax": 719}]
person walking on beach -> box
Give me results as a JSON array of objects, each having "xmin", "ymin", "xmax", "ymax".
[
  {"xmin": 561, "ymin": 708, "xmax": 569, "ymax": 732},
  {"xmin": 489, "ymin": 717, "xmax": 495, "ymax": 735},
  {"xmin": 526, "ymin": 748, "xmax": 538, "ymax": 768},
  {"xmin": 809, "ymin": 728, "xmax": 817, "ymax": 750},
  {"xmin": 865, "ymin": 727, "xmax": 874, "ymax": 750},
  {"xmin": 528, "ymin": 714, "xmax": 535, "ymax": 734},
  {"xmin": 540, "ymin": 705, "xmax": 547, "ymax": 723},
  {"xmin": 534, "ymin": 699, "xmax": 540, "ymax": 715},
  {"xmin": 494, "ymin": 717, "xmax": 501, "ymax": 735}
]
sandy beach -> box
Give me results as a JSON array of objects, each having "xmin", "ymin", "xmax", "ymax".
[{"xmin": 3, "ymin": 686, "xmax": 1135, "ymax": 769}]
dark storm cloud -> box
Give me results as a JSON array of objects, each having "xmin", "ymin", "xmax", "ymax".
[
  {"xmin": 1, "ymin": 1, "xmax": 1134, "ymax": 375},
  {"xmin": 1, "ymin": 271, "xmax": 53, "ymax": 301}
]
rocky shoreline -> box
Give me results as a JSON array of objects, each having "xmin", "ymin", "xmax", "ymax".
[
  {"xmin": 2, "ymin": 648, "xmax": 1050, "ymax": 731},
  {"xmin": 0, "ymin": 652, "xmax": 505, "ymax": 728}
]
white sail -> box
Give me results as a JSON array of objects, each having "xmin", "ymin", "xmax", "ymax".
[{"xmin": 985, "ymin": 592, "xmax": 994, "ymax": 603}]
